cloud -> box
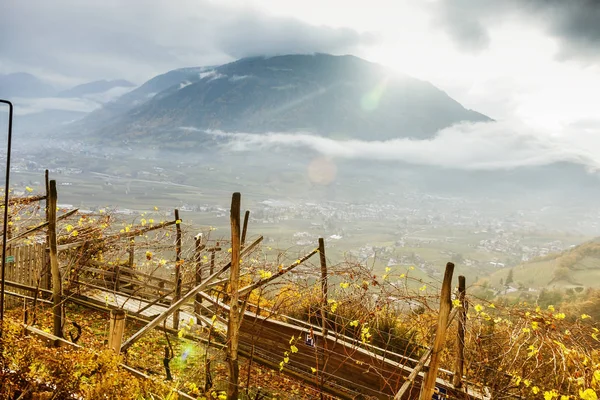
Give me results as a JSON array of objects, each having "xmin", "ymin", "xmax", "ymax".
[
  {"xmin": 181, "ymin": 120, "xmax": 600, "ymax": 171},
  {"xmin": 432, "ymin": 0, "xmax": 600, "ymax": 62},
  {"xmin": 0, "ymin": 0, "xmax": 376, "ymax": 85}
]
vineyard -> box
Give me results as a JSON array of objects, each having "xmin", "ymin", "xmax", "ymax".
[{"xmin": 1, "ymin": 171, "xmax": 600, "ymax": 400}]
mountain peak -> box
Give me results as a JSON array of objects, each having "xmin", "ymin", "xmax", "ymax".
[{"xmin": 77, "ymin": 53, "xmax": 491, "ymax": 142}]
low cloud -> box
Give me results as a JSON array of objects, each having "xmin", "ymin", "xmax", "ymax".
[{"xmin": 182, "ymin": 120, "xmax": 600, "ymax": 171}]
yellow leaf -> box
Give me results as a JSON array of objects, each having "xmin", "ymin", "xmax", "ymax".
[{"xmin": 580, "ymin": 389, "xmax": 598, "ymax": 400}]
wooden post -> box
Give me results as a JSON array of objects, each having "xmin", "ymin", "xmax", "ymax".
[
  {"xmin": 453, "ymin": 275, "xmax": 466, "ymax": 388},
  {"xmin": 394, "ymin": 307, "xmax": 460, "ymax": 400},
  {"xmin": 209, "ymin": 242, "xmax": 221, "ymax": 275},
  {"xmin": 419, "ymin": 262, "xmax": 454, "ymax": 400},
  {"xmin": 44, "ymin": 170, "xmax": 50, "ymax": 291},
  {"xmin": 48, "ymin": 180, "xmax": 63, "ymax": 339},
  {"xmin": 108, "ymin": 308, "xmax": 126, "ymax": 352},
  {"xmin": 227, "ymin": 193, "xmax": 241, "ymax": 400},
  {"xmin": 173, "ymin": 209, "xmax": 182, "ymax": 330},
  {"xmin": 318, "ymin": 237, "xmax": 328, "ymax": 398},
  {"xmin": 194, "ymin": 234, "xmax": 205, "ymax": 321},
  {"xmin": 318, "ymin": 238, "xmax": 328, "ymax": 332},
  {"xmin": 241, "ymin": 210, "xmax": 250, "ymax": 247}
]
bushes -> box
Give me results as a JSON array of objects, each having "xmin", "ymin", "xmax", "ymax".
[{"xmin": 0, "ymin": 319, "xmax": 172, "ymax": 400}]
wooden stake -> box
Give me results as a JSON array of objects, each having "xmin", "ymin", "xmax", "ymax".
[
  {"xmin": 318, "ymin": 237, "xmax": 328, "ymax": 399},
  {"xmin": 241, "ymin": 210, "xmax": 250, "ymax": 247},
  {"xmin": 209, "ymin": 242, "xmax": 221, "ymax": 275},
  {"xmin": 419, "ymin": 262, "xmax": 454, "ymax": 399},
  {"xmin": 227, "ymin": 193, "xmax": 241, "ymax": 400},
  {"xmin": 173, "ymin": 209, "xmax": 182, "ymax": 330},
  {"xmin": 194, "ymin": 234, "xmax": 205, "ymax": 321},
  {"xmin": 394, "ymin": 307, "xmax": 459, "ymax": 399},
  {"xmin": 108, "ymin": 309, "xmax": 126, "ymax": 352},
  {"xmin": 453, "ymin": 275, "xmax": 466, "ymax": 388},
  {"xmin": 44, "ymin": 170, "xmax": 50, "ymax": 291},
  {"xmin": 48, "ymin": 180, "xmax": 63, "ymax": 340}
]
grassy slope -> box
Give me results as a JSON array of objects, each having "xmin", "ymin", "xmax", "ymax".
[{"xmin": 487, "ymin": 239, "xmax": 600, "ymax": 289}]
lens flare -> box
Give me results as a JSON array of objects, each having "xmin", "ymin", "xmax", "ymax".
[
  {"xmin": 307, "ymin": 157, "xmax": 337, "ymax": 185},
  {"xmin": 361, "ymin": 78, "xmax": 389, "ymax": 111}
]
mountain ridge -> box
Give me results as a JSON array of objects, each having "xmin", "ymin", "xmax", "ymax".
[{"xmin": 72, "ymin": 54, "xmax": 492, "ymax": 142}]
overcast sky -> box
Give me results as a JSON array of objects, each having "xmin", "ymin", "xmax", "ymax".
[{"xmin": 1, "ymin": 0, "xmax": 600, "ymax": 130}]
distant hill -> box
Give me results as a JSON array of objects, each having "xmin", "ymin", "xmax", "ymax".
[
  {"xmin": 0, "ymin": 72, "xmax": 55, "ymax": 98},
  {"xmin": 76, "ymin": 54, "xmax": 491, "ymax": 142},
  {"xmin": 57, "ymin": 79, "xmax": 135, "ymax": 98},
  {"xmin": 487, "ymin": 239, "xmax": 600, "ymax": 289}
]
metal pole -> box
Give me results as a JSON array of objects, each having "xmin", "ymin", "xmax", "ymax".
[{"xmin": 0, "ymin": 100, "xmax": 14, "ymax": 326}]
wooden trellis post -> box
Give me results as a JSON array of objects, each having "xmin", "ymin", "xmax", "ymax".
[
  {"xmin": 108, "ymin": 309, "xmax": 126, "ymax": 352},
  {"xmin": 241, "ymin": 210, "xmax": 250, "ymax": 247},
  {"xmin": 419, "ymin": 262, "xmax": 454, "ymax": 399},
  {"xmin": 194, "ymin": 234, "xmax": 205, "ymax": 321},
  {"xmin": 318, "ymin": 237, "xmax": 329, "ymax": 399},
  {"xmin": 172, "ymin": 209, "xmax": 182, "ymax": 330},
  {"xmin": 453, "ymin": 275, "xmax": 467, "ymax": 388},
  {"xmin": 48, "ymin": 180, "xmax": 63, "ymax": 339},
  {"xmin": 227, "ymin": 193, "xmax": 242, "ymax": 400},
  {"xmin": 208, "ymin": 242, "xmax": 221, "ymax": 275}
]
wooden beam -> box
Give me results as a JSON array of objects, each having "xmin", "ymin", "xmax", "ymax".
[
  {"xmin": 237, "ymin": 248, "xmax": 318, "ymax": 297},
  {"xmin": 453, "ymin": 275, "xmax": 467, "ymax": 388},
  {"xmin": 0, "ymin": 194, "xmax": 46, "ymax": 207},
  {"xmin": 48, "ymin": 180, "xmax": 63, "ymax": 339},
  {"xmin": 419, "ymin": 262, "xmax": 455, "ymax": 399},
  {"xmin": 4, "ymin": 208, "xmax": 78, "ymax": 244},
  {"xmin": 227, "ymin": 192, "xmax": 242, "ymax": 400},
  {"xmin": 120, "ymin": 235, "xmax": 263, "ymax": 352}
]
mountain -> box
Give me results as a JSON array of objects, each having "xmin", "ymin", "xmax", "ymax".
[
  {"xmin": 69, "ymin": 67, "xmax": 211, "ymax": 131},
  {"xmin": 57, "ymin": 79, "xmax": 135, "ymax": 98},
  {"xmin": 78, "ymin": 54, "xmax": 490, "ymax": 142},
  {"xmin": 0, "ymin": 72, "xmax": 55, "ymax": 98}
]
